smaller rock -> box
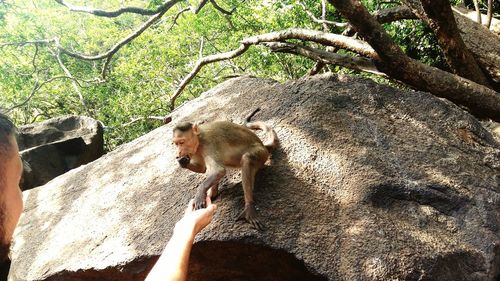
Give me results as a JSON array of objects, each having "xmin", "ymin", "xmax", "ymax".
[{"xmin": 17, "ymin": 115, "xmax": 104, "ymax": 190}]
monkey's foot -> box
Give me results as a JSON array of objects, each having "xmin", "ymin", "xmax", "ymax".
[{"xmin": 237, "ymin": 205, "xmax": 264, "ymax": 230}]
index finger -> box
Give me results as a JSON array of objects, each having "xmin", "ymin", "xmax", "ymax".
[{"xmin": 205, "ymin": 196, "xmax": 212, "ymax": 207}]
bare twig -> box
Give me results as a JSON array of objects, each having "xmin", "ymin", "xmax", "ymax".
[
  {"xmin": 485, "ymin": 0, "xmax": 493, "ymax": 29},
  {"xmin": 308, "ymin": 0, "xmax": 344, "ymax": 75},
  {"xmin": 55, "ymin": 0, "xmax": 170, "ymax": 17},
  {"xmin": 167, "ymin": 7, "xmax": 191, "ymax": 31},
  {"xmin": 472, "ymin": 0, "xmax": 482, "ymax": 24},
  {"xmin": 170, "ymin": 44, "xmax": 250, "ymax": 109},
  {"xmin": 297, "ymin": 2, "xmax": 347, "ymax": 27},
  {"xmin": 199, "ymin": 37, "xmax": 205, "ymax": 59},
  {"xmin": 194, "ymin": 0, "xmax": 210, "ymax": 14},
  {"xmin": 0, "ymin": 39, "xmax": 54, "ymax": 48},
  {"xmin": 321, "ymin": 0, "xmax": 329, "ymax": 31},
  {"xmin": 210, "ymin": 0, "xmax": 235, "ymax": 15},
  {"xmin": 50, "ymin": 48, "xmax": 89, "ymax": 112},
  {"xmin": 29, "ymin": 45, "xmax": 39, "ymax": 76},
  {"xmin": 121, "ymin": 116, "xmax": 164, "ymax": 127},
  {"xmin": 7, "ymin": 76, "xmax": 82, "ymax": 113}
]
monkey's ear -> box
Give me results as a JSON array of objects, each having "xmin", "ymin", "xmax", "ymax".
[{"xmin": 192, "ymin": 123, "xmax": 201, "ymax": 135}]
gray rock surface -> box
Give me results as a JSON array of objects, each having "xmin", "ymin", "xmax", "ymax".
[
  {"xmin": 17, "ymin": 115, "xmax": 104, "ymax": 190},
  {"xmin": 9, "ymin": 74, "xmax": 499, "ymax": 281}
]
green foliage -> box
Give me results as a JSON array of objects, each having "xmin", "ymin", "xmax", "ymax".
[
  {"xmin": 386, "ymin": 21, "xmax": 447, "ymax": 69},
  {"xmin": 0, "ymin": 0, "xmax": 456, "ymax": 150}
]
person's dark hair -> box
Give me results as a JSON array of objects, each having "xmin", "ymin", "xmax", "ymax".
[
  {"xmin": 0, "ymin": 111, "xmax": 16, "ymax": 261},
  {"xmin": 0, "ymin": 111, "xmax": 16, "ymax": 156}
]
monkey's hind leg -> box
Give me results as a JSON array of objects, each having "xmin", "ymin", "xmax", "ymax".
[{"xmin": 237, "ymin": 153, "xmax": 265, "ymax": 230}]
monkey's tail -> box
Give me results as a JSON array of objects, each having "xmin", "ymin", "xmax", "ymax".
[
  {"xmin": 244, "ymin": 107, "xmax": 261, "ymax": 126},
  {"xmin": 245, "ymin": 108, "xmax": 278, "ymax": 153},
  {"xmin": 247, "ymin": 121, "xmax": 278, "ymax": 153}
]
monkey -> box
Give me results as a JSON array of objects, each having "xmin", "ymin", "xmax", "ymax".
[{"xmin": 172, "ymin": 108, "xmax": 277, "ymax": 230}]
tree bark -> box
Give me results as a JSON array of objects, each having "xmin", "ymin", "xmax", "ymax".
[
  {"xmin": 373, "ymin": 6, "xmax": 418, "ymax": 23},
  {"xmin": 327, "ymin": 0, "xmax": 500, "ymax": 121},
  {"xmin": 243, "ymin": 28, "xmax": 376, "ymax": 58},
  {"xmin": 262, "ymin": 42, "xmax": 383, "ymax": 75},
  {"xmin": 402, "ymin": 0, "xmax": 492, "ymax": 88}
]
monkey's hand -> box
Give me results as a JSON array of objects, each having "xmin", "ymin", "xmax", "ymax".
[
  {"xmin": 194, "ymin": 191, "xmax": 207, "ymax": 210},
  {"xmin": 177, "ymin": 155, "xmax": 190, "ymax": 168},
  {"xmin": 237, "ymin": 205, "xmax": 264, "ymax": 230}
]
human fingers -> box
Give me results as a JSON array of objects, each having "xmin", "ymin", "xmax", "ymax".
[
  {"xmin": 205, "ymin": 196, "xmax": 212, "ymax": 208},
  {"xmin": 185, "ymin": 199, "xmax": 195, "ymax": 215}
]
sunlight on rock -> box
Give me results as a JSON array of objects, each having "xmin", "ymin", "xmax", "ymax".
[
  {"xmin": 346, "ymin": 220, "xmax": 366, "ymax": 236},
  {"xmin": 363, "ymin": 257, "xmax": 388, "ymax": 280}
]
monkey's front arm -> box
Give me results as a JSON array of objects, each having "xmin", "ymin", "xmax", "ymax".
[
  {"xmin": 178, "ymin": 156, "xmax": 206, "ymax": 173},
  {"xmin": 194, "ymin": 161, "xmax": 226, "ymax": 209}
]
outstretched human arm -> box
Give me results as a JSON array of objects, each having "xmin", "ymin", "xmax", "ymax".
[{"xmin": 145, "ymin": 197, "xmax": 217, "ymax": 281}]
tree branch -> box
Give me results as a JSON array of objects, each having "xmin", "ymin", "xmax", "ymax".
[
  {"xmin": 29, "ymin": 45, "xmax": 39, "ymax": 76},
  {"xmin": 262, "ymin": 42, "xmax": 384, "ymax": 76},
  {"xmin": 121, "ymin": 116, "xmax": 165, "ymax": 127},
  {"xmin": 321, "ymin": 0, "xmax": 330, "ymax": 31},
  {"xmin": 298, "ymin": 1, "xmax": 347, "ymax": 27},
  {"xmin": 485, "ymin": 0, "xmax": 493, "ymax": 29},
  {"xmin": 210, "ymin": 0, "xmax": 235, "ymax": 15},
  {"xmin": 307, "ymin": 0, "xmax": 333, "ymax": 75},
  {"xmin": 55, "ymin": 0, "xmax": 170, "ymax": 17},
  {"xmin": 242, "ymin": 28, "xmax": 376, "ymax": 58},
  {"xmin": 7, "ymin": 76, "xmax": 82, "ymax": 113},
  {"xmin": 194, "ymin": 0, "xmax": 210, "ymax": 14},
  {"xmin": 56, "ymin": 0, "xmax": 180, "ymax": 61},
  {"xmin": 472, "ymin": 0, "xmax": 482, "ymax": 24},
  {"xmin": 402, "ymin": 0, "xmax": 492, "ymax": 88},
  {"xmin": 167, "ymin": 7, "xmax": 191, "ymax": 31},
  {"xmin": 171, "ymin": 27, "xmax": 383, "ymax": 107},
  {"xmin": 0, "ymin": 39, "xmax": 54, "ymax": 48},
  {"xmin": 53, "ymin": 0, "xmax": 182, "ymax": 80},
  {"xmin": 372, "ymin": 5, "xmax": 418, "ymax": 23},
  {"xmin": 50, "ymin": 48, "xmax": 89, "ymax": 113},
  {"xmin": 170, "ymin": 44, "xmax": 250, "ymax": 109},
  {"xmin": 327, "ymin": 0, "xmax": 500, "ymax": 121}
]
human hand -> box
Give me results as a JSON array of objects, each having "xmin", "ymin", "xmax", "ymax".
[{"xmin": 174, "ymin": 196, "xmax": 217, "ymax": 238}]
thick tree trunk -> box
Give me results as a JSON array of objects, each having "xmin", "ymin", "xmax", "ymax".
[
  {"xmin": 403, "ymin": 0, "xmax": 492, "ymax": 88},
  {"xmin": 368, "ymin": 5, "xmax": 500, "ymax": 88},
  {"xmin": 327, "ymin": 0, "xmax": 500, "ymax": 121}
]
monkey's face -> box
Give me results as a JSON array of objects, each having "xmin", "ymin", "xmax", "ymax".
[{"xmin": 172, "ymin": 129, "xmax": 199, "ymax": 164}]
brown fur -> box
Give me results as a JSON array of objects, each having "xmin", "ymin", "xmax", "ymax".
[{"xmin": 172, "ymin": 114, "xmax": 277, "ymax": 230}]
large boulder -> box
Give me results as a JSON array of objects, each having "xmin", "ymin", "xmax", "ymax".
[
  {"xmin": 9, "ymin": 74, "xmax": 499, "ymax": 281},
  {"xmin": 17, "ymin": 115, "xmax": 104, "ymax": 190}
]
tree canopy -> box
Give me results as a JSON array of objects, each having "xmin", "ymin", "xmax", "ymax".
[{"xmin": 1, "ymin": 0, "xmax": 499, "ymax": 149}]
